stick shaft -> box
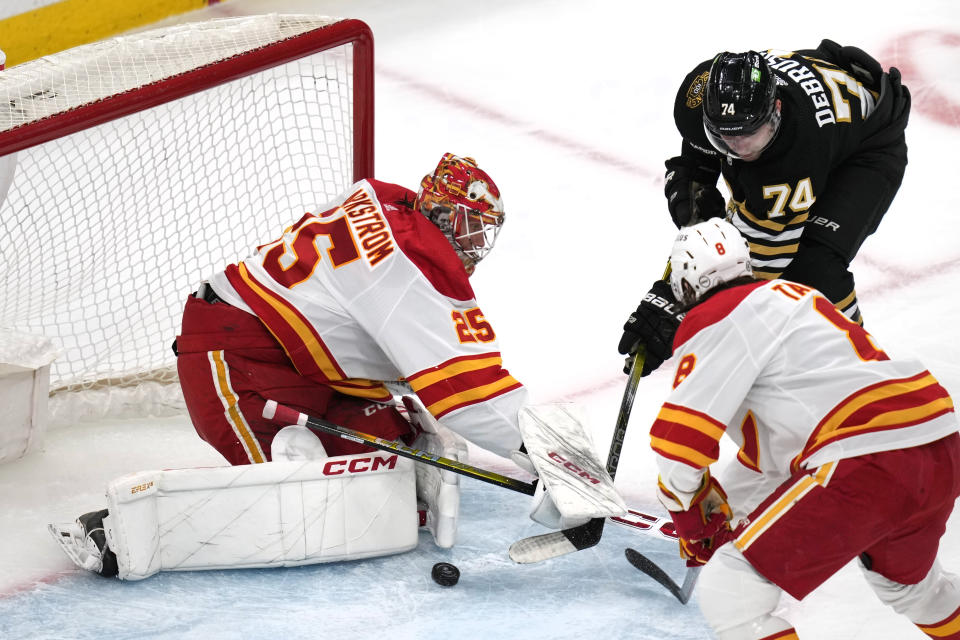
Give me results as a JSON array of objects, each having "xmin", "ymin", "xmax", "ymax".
[{"xmin": 263, "ymin": 400, "xmax": 536, "ymax": 495}]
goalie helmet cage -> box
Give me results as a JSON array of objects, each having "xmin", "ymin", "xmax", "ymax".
[{"xmin": 0, "ymin": 15, "xmax": 374, "ymax": 424}]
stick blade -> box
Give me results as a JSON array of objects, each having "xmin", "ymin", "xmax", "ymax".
[
  {"xmin": 624, "ymin": 547, "xmax": 698, "ymax": 605},
  {"xmin": 508, "ymin": 518, "xmax": 604, "ymax": 564}
]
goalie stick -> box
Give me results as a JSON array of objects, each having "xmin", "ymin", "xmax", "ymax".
[
  {"xmin": 262, "ymin": 399, "xmax": 537, "ymax": 495},
  {"xmin": 624, "ymin": 548, "xmax": 700, "ymax": 605},
  {"xmin": 264, "ymin": 399, "xmax": 683, "ymax": 546},
  {"xmin": 508, "ymin": 261, "xmax": 673, "ymax": 564},
  {"xmin": 507, "ymin": 347, "xmax": 645, "ymax": 563}
]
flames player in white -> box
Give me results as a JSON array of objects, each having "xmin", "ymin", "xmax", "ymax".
[
  {"xmin": 650, "ymin": 219, "xmax": 960, "ymax": 639},
  {"xmin": 174, "ymin": 153, "xmax": 522, "ymax": 466},
  {"xmin": 50, "ymin": 154, "xmax": 592, "ymax": 580}
]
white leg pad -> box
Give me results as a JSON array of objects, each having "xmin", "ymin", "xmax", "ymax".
[
  {"xmin": 407, "ymin": 399, "xmax": 468, "ymax": 549},
  {"xmin": 103, "ymin": 452, "xmax": 418, "ymax": 580},
  {"xmin": 862, "ymin": 560, "xmax": 960, "ymax": 626},
  {"xmin": 698, "ymin": 544, "xmax": 794, "ymax": 640}
]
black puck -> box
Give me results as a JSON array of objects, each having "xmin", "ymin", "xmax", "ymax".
[{"xmin": 431, "ymin": 562, "xmax": 460, "ymax": 586}]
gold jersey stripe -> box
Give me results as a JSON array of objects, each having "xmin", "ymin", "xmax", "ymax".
[
  {"xmin": 806, "ymin": 374, "xmax": 948, "ymax": 450},
  {"xmin": 656, "ymin": 406, "xmax": 726, "ymax": 441},
  {"xmin": 748, "ymin": 242, "xmax": 800, "ymax": 256},
  {"xmin": 209, "ymin": 349, "xmax": 265, "ymax": 464},
  {"xmin": 916, "ymin": 604, "xmax": 960, "ymax": 637},
  {"xmin": 751, "ymin": 269, "xmax": 782, "ymax": 280},
  {"xmin": 424, "ymin": 375, "xmax": 520, "ymax": 416},
  {"xmin": 650, "ymin": 436, "xmax": 716, "ymax": 469},
  {"xmin": 735, "ymin": 462, "xmax": 836, "ymax": 552},
  {"xmin": 237, "ymin": 263, "xmax": 342, "ymax": 381},
  {"xmin": 732, "ymin": 201, "xmax": 808, "ymax": 232},
  {"xmin": 763, "ymin": 631, "xmax": 800, "ymax": 640},
  {"xmin": 327, "ymin": 380, "xmax": 392, "ymax": 400},
  {"xmin": 835, "ymin": 289, "xmax": 858, "ymax": 311},
  {"xmin": 408, "ymin": 356, "xmax": 504, "ymax": 391}
]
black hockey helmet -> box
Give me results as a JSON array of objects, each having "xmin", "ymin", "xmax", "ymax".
[{"xmin": 702, "ymin": 51, "xmax": 781, "ymax": 160}]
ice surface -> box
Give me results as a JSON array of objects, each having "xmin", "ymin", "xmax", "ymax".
[{"xmin": 2, "ymin": 0, "xmax": 959, "ymax": 638}]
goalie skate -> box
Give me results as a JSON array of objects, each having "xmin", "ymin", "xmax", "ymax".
[{"xmin": 48, "ymin": 509, "xmax": 118, "ymax": 577}]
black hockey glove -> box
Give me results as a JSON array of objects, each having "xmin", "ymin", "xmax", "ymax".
[
  {"xmin": 617, "ymin": 279, "xmax": 685, "ymax": 376},
  {"xmin": 816, "ymin": 39, "xmax": 883, "ymax": 90},
  {"xmin": 664, "ymin": 157, "xmax": 725, "ymax": 228}
]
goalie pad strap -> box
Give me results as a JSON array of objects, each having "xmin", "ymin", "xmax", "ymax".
[{"xmin": 104, "ymin": 453, "xmax": 418, "ymax": 580}]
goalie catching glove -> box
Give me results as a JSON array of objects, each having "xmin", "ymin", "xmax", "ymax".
[{"xmin": 658, "ymin": 471, "xmax": 736, "ymax": 567}]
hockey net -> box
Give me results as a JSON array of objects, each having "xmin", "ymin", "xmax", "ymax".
[{"xmin": 0, "ymin": 14, "xmax": 374, "ymax": 425}]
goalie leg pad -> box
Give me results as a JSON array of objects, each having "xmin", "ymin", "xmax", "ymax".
[
  {"xmin": 409, "ymin": 405, "xmax": 468, "ymax": 548},
  {"xmin": 100, "ymin": 452, "xmax": 417, "ymax": 580},
  {"xmin": 697, "ymin": 543, "xmax": 795, "ymax": 640}
]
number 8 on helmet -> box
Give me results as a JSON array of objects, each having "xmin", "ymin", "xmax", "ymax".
[{"xmin": 669, "ymin": 218, "xmax": 753, "ymax": 307}]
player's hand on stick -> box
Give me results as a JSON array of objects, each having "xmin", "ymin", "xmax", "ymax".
[
  {"xmin": 664, "ymin": 156, "xmax": 725, "ymax": 228},
  {"xmin": 660, "ymin": 472, "xmax": 734, "ymax": 567},
  {"xmin": 617, "ymin": 279, "xmax": 684, "ymax": 376},
  {"xmin": 677, "ymin": 527, "xmax": 737, "ymax": 567}
]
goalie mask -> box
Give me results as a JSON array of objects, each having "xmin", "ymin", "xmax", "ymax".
[
  {"xmin": 669, "ymin": 218, "xmax": 753, "ymax": 306},
  {"xmin": 415, "ymin": 153, "xmax": 505, "ymax": 275}
]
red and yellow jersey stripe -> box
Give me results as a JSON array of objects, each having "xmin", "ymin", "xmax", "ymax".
[
  {"xmin": 407, "ymin": 352, "xmax": 522, "ymax": 418},
  {"xmin": 793, "ymin": 371, "xmax": 955, "ymax": 471},
  {"xmin": 650, "ymin": 402, "xmax": 727, "ymax": 469},
  {"xmin": 225, "ymin": 262, "xmax": 392, "ymax": 402},
  {"xmin": 759, "ymin": 629, "xmax": 800, "ymax": 640},
  {"xmin": 916, "ymin": 602, "xmax": 960, "ymax": 638}
]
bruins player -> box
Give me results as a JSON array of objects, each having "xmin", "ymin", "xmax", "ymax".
[{"xmin": 618, "ymin": 41, "xmax": 910, "ymax": 376}]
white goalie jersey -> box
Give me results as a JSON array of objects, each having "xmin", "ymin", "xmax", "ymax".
[
  {"xmin": 651, "ymin": 279, "xmax": 958, "ymax": 512},
  {"xmin": 207, "ymin": 178, "xmax": 526, "ymax": 457}
]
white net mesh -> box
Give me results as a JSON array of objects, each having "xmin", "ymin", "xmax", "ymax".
[{"xmin": 0, "ymin": 15, "xmax": 370, "ymax": 422}]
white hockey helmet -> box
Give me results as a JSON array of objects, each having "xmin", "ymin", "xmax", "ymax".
[{"xmin": 669, "ymin": 218, "xmax": 752, "ymax": 306}]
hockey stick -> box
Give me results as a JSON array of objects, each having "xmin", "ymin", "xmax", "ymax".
[
  {"xmin": 264, "ymin": 399, "xmax": 686, "ymax": 547},
  {"xmin": 507, "ymin": 348, "xmax": 646, "ymax": 563},
  {"xmin": 624, "ymin": 548, "xmax": 700, "ymax": 605},
  {"xmin": 262, "ymin": 399, "xmax": 537, "ymax": 495}
]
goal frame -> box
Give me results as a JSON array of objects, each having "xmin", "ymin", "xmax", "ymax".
[{"xmin": 0, "ymin": 17, "xmax": 375, "ymax": 180}]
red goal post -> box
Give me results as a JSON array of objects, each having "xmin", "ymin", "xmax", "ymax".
[{"xmin": 0, "ymin": 15, "xmax": 374, "ymax": 424}]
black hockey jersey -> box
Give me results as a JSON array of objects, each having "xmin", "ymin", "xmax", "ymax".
[{"xmin": 671, "ymin": 44, "xmax": 909, "ymax": 321}]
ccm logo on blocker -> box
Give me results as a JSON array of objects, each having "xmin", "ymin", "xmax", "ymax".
[{"xmin": 548, "ymin": 451, "xmax": 601, "ymax": 485}]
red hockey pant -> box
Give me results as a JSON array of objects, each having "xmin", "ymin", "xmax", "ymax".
[
  {"xmin": 175, "ymin": 295, "xmax": 413, "ymax": 465},
  {"xmin": 736, "ymin": 432, "xmax": 960, "ymax": 601}
]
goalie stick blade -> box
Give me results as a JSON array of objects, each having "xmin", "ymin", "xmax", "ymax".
[
  {"xmin": 624, "ymin": 548, "xmax": 700, "ymax": 605},
  {"xmin": 508, "ymin": 518, "xmax": 604, "ymax": 564}
]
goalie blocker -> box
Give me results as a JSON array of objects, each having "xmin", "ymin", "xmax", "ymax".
[{"xmin": 515, "ymin": 404, "xmax": 627, "ymax": 529}]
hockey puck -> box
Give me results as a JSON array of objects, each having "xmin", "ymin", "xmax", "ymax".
[{"xmin": 431, "ymin": 562, "xmax": 460, "ymax": 586}]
